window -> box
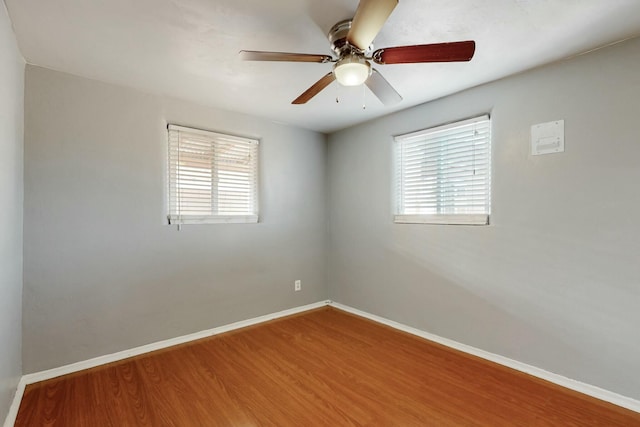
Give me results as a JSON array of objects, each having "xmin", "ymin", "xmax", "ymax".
[
  {"xmin": 167, "ymin": 124, "xmax": 259, "ymax": 224},
  {"xmin": 394, "ymin": 115, "xmax": 491, "ymax": 225}
]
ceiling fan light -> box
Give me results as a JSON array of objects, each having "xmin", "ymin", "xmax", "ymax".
[{"xmin": 333, "ymin": 55, "xmax": 371, "ymax": 86}]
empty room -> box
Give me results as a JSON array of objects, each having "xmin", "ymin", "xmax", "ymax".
[{"xmin": 1, "ymin": 0, "xmax": 640, "ymax": 425}]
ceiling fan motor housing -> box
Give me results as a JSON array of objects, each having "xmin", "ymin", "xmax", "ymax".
[
  {"xmin": 329, "ymin": 19, "xmax": 370, "ymax": 56},
  {"xmin": 329, "ymin": 19, "xmax": 373, "ymax": 86}
]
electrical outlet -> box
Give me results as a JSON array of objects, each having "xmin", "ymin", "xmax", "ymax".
[{"xmin": 294, "ymin": 280, "xmax": 301, "ymax": 291}]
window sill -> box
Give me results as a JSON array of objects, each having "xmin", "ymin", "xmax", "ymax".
[
  {"xmin": 168, "ymin": 215, "xmax": 259, "ymax": 225},
  {"xmin": 394, "ymin": 214, "xmax": 489, "ymax": 225}
]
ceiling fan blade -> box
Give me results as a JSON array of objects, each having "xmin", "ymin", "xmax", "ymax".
[
  {"xmin": 292, "ymin": 72, "xmax": 336, "ymax": 104},
  {"xmin": 365, "ymin": 69, "xmax": 402, "ymax": 105},
  {"xmin": 347, "ymin": 0, "xmax": 398, "ymax": 51},
  {"xmin": 372, "ymin": 41, "xmax": 476, "ymax": 64},
  {"xmin": 240, "ymin": 50, "xmax": 333, "ymax": 63}
]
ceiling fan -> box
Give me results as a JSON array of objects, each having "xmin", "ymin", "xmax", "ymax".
[{"xmin": 239, "ymin": 0, "xmax": 476, "ymax": 106}]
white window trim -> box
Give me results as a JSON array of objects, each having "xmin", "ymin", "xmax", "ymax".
[
  {"xmin": 167, "ymin": 124, "xmax": 259, "ymax": 225},
  {"xmin": 393, "ymin": 115, "xmax": 491, "ymax": 226},
  {"xmin": 394, "ymin": 214, "xmax": 489, "ymax": 225}
]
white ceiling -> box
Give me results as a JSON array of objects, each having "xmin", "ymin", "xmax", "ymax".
[{"xmin": 5, "ymin": 0, "xmax": 640, "ymax": 133}]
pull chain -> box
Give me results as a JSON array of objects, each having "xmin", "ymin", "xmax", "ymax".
[{"xmin": 362, "ymin": 84, "xmax": 366, "ymax": 110}]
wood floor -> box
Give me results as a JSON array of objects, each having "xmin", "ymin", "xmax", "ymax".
[{"xmin": 15, "ymin": 307, "xmax": 640, "ymax": 426}]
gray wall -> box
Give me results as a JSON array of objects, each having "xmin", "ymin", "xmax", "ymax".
[
  {"xmin": 327, "ymin": 37, "xmax": 640, "ymax": 399},
  {"xmin": 23, "ymin": 66, "xmax": 327, "ymax": 373},
  {"xmin": 0, "ymin": 2, "xmax": 24, "ymax": 421}
]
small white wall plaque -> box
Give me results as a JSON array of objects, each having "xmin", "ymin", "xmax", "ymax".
[{"xmin": 531, "ymin": 120, "xmax": 564, "ymax": 155}]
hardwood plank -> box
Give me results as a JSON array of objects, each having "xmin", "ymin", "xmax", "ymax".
[{"xmin": 15, "ymin": 307, "xmax": 640, "ymax": 426}]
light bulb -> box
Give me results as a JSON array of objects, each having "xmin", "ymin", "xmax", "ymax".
[{"xmin": 333, "ymin": 55, "xmax": 371, "ymax": 87}]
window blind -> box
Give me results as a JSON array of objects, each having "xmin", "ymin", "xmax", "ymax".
[
  {"xmin": 168, "ymin": 124, "xmax": 259, "ymax": 224},
  {"xmin": 394, "ymin": 115, "xmax": 491, "ymax": 225}
]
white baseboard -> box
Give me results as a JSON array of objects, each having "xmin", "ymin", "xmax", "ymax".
[
  {"xmin": 3, "ymin": 300, "xmax": 330, "ymax": 427},
  {"xmin": 329, "ymin": 301, "xmax": 640, "ymax": 414},
  {"xmin": 3, "ymin": 378, "xmax": 26, "ymax": 427}
]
